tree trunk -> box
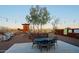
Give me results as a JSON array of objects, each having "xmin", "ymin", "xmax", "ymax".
[
  {"xmin": 41, "ymin": 24, "xmax": 42, "ymax": 33},
  {"xmin": 33, "ymin": 24, "xmax": 35, "ymax": 33},
  {"xmin": 37, "ymin": 24, "xmax": 39, "ymax": 33},
  {"xmin": 53, "ymin": 25, "xmax": 56, "ymax": 34}
]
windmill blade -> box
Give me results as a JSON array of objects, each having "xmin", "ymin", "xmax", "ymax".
[
  {"xmin": 0, "ymin": 16, "xmax": 8, "ymax": 22},
  {"xmin": 15, "ymin": 19, "xmax": 16, "ymax": 24},
  {"xmin": 6, "ymin": 18, "xmax": 8, "ymax": 22}
]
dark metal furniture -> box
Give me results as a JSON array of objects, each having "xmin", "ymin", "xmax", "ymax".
[{"xmin": 32, "ymin": 37, "xmax": 58, "ymax": 51}]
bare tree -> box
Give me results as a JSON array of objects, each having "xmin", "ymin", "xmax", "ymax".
[{"xmin": 51, "ymin": 16, "xmax": 59, "ymax": 34}]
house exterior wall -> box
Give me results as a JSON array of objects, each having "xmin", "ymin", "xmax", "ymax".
[
  {"xmin": 55, "ymin": 28, "xmax": 79, "ymax": 39},
  {"xmin": 55, "ymin": 29, "xmax": 64, "ymax": 35}
]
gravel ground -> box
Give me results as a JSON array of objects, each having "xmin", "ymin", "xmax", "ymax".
[{"xmin": 0, "ymin": 33, "xmax": 32, "ymax": 53}]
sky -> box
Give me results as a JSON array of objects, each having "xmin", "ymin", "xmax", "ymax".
[{"xmin": 0, "ymin": 5, "xmax": 79, "ymax": 29}]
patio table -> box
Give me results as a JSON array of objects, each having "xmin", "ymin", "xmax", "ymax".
[
  {"xmin": 32, "ymin": 37, "xmax": 57, "ymax": 51},
  {"xmin": 33, "ymin": 37, "xmax": 56, "ymax": 47},
  {"xmin": 33, "ymin": 38, "xmax": 53, "ymax": 44}
]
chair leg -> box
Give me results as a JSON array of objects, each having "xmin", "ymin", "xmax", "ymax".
[
  {"xmin": 32, "ymin": 44, "xmax": 34, "ymax": 48},
  {"xmin": 46, "ymin": 46, "xmax": 49, "ymax": 52},
  {"xmin": 39, "ymin": 45, "xmax": 42, "ymax": 52},
  {"xmin": 40, "ymin": 48, "xmax": 42, "ymax": 52},
  {"xmin": 52, "ymin": 44, "xmax": 55, "ymax": 52},
  {"xmin": 55, "ymin": 42, "xmax": 58, "ymax": 47},
  {"xmin": 32, "ymin": 43, "xmax": 36, "ymax": 48}
]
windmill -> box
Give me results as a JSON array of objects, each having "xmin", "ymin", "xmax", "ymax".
[
  {"xmin": 73, "ymin": 19, "xmax": 76, "ymax": 28},
  {"xmin": 0, "ymin": 16, "xmax": 8, "ymax": 23},
  {"xmin": 0, "ymin": 16, "xmax": 8, "ymax": 30}
]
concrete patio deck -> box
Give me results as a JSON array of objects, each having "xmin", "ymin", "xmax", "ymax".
[{"xmin": 5, "ymin": 40, "xmax": 79, "ymax": 53}]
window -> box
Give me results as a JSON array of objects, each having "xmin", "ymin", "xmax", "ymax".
[
  {"xmin": 68, "ymin": 29, "xmax": 72, "ymax": 33},
  {"xmin": 64, "ymin": 29, "xmax": 67, "ymax": 35},
  {"xmin": 74, "ymin": 29, "xmax": 79, "ymax": 33}
]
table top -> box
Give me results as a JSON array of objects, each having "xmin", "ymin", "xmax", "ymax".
[{"xmin": 34, "ymin": 38, "xmax": 53, "ymax": 42}]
